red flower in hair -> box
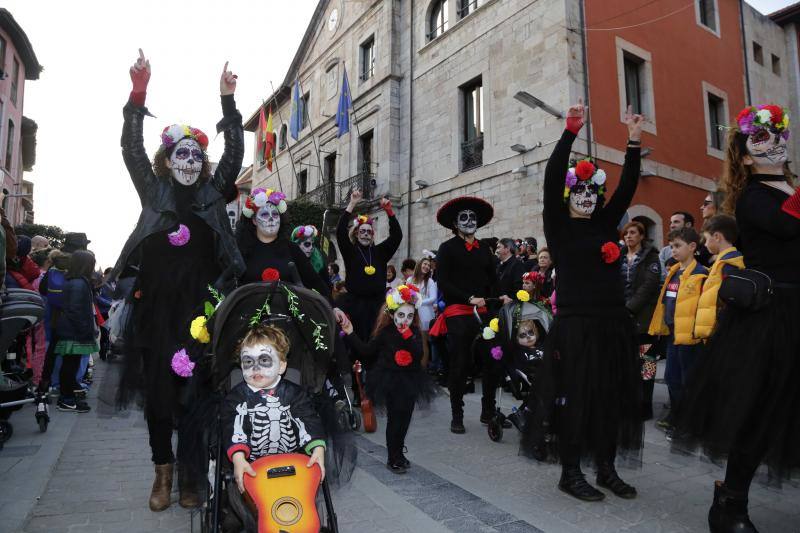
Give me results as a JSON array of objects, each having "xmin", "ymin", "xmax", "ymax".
[
  {"xmin": 245, "ymin": 196, "xmax": 255, "ymax": 210},
  {"xmin": 398, "ymin": 286, "xmax": 412, "ymax": 302},
  {"xmin": 762, "ymin": 105, "xmax": 784, "ymax": 125},
  {"xmin": 600, "ymin": 242, "xmax": 621, "ymax": 264},
  {"xmin": 736, "ymin": 106, "xmax": 754, "ymax": 124},
  {"xmin": 261, "ymin": 268, "xmax": 280, "ymax": 282},
  {"xmin": 394, "ymin": 349, "xmax": 413, "ymax": 367},
  {"xmin": 575, "ymin": 160, "xmax": 596, "ymax": 181},
  {"xmin": 406, "ymin": 283, "xmax": 420, "ymax": 293},
  {"xmin": 192, "ymin": 128, "xmax": 209, "ymax": 149}
]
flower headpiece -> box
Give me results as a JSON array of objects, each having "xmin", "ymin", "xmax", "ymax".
[
  {"xmin": 161, "ymin": 124, "xmax": 209, "ymax": 150},
  {"xmin": 242, "ymin": 188, "xmax": 288, "ymax": 218},
  {"xmin": 563, "ymin": 158, "xmax": 606, "ymax": 201},
  {"xmin": 291, "ymin": 225, "xmax": 319, "ymax": 242},
  {"xmin": 354, "ymin": 214, "xmax": 375, "ymax": 227},
  {"xmin": 736, "ymin": 104, "xmax": 790, "ymax": 139},
  {"xmin": 386, "ymin": 284, "xmax": 421, "ymax": 311},
  {"xmin": 522, "ymin": 271, "xmax": 545, "ymax": 286}
]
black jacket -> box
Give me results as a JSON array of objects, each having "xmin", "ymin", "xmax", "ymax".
[
  {"xmin": 54, "ymin": 277, "xmax": 96, "ymax": 343},
  {"xmin": 111, "ymin": 96, "xmax": 245, "ymax": 291},
  {"xmin": 621, "ymin": 244, "xmax": 661, "ymax": 335},
  {"xmin": 336, "ymin": 211, "xmax": 402, "ymax": 298}
]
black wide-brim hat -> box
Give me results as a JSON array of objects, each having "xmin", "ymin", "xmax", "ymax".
[{"xmin": 436, "ymin": 196, "xmax": 494, "ymax": 229}]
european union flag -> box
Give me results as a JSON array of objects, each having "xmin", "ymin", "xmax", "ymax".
[
  {"xmin": 336, "ymin": 68, "xmax": 352, "ymax": 137},
  {"xmin": 289, "ymin": 79, "xmax": 303, "ymax": 140}
]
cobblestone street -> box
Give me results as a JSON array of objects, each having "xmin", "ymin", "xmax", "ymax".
[{"xmin": 2, "ymin": 361, "xmax": 798, "ymax": 533}]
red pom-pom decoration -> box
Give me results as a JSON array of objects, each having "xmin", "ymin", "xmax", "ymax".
[
  {"xmin": 398, "ymin": 286, "xmax": 412, "ymax": 302},
  {"xmin": 261, "ymin": 268, "xmax": 281, "ymax": 282},
  {"xmin": 763, "ymin": 104, "xmax": 784, "ymax": 125},
  {"xmin": 575, "ymin": 160, "xmax": 596, "ymax": 181},
  {"xmin": 192, "ymin": 129, "xmax": 209, "ymax": 149},
  {"xmin": 394, "ymin": 349, "xmax": 413, "ymax": 367},
  {"xmin": 600, "ymin": 242, "xmax": 621, "ymax": 264}
]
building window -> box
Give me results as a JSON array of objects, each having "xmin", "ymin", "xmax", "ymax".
[
  {"xmin": 10, "ymin": 58, "xmax": 19, "ymax": 106},
  {"xmin": 753, "ymin": 42, "xmax": 763, "ymax": 65},
  {"xmin": 772, "ymin": 54, "xmax": 781, "ymax": 76},
  {"xmin": 615, "ymin": 38, "xmax": 656, "ymax": 134},
  {"xmin": 279, "ymin": 124, "xmax": 288, "ymax": 150},
  {"xmin": 5, "ymin": 119, "xmax": 14, "ymax": 170},
  {"xmin": 360, "ymin": 36, "xmax": 375, "ymax": 81},
  {"xmin": 623, "ymin": 53, "xmax": 645, "ymax": 115},
  {"xmin": 461, "ymin": 77, "xmax": 483, "ymax": 172},
  {"xmin": 457, "ymin": 0, "xmax": 483, "ymax": 18},
  {"xmin": 428, "ymin": 0, "xmax": 448, "ymax": 41},
  {"xmin": 0, "ymin": 37, "xmax": 6, "ymax": 76},
  {"xmin": 324, "ymin": 152, "xmax": 336, "ymax": 183},
  {"xmin": 301, "ymin": 93, "xmax": 310, "ymax": 130},
  {"xmin": 697, "ymin": 0, "xmax": 718, "ymax": 34},
  {"xmin": 359, "ymin": 129, "xmax": 373, "ymax": 174},
  {"xmin": 298, "ymin": 168, "xmax": 308, "ymax": 196},
  {"xmin": 705, "ymin": 89, "xmax": 726, "ymax": 152}
]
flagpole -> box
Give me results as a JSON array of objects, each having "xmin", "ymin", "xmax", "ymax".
[
  {"xmin": 296, "ymin": 77, "xmax": 327, "ymax": 190},
  {"xmin": 268, "ymin": 81, "xmax": 302, "ymax": 197},
  {"xmin": 262, "ymin": 101, "xmax": 285, "ymax": 194}
]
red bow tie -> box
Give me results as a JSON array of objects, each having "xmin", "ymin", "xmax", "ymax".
[
  {"xmin": 465, "ymin": 240, "xmax": 480, "ymax": 252},
  {"xmin": 398, "ymin": 326, "xmax": 413, "ymax": 339}
]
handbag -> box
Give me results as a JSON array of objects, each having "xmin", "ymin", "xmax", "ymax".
[{"xmin": 719, "ymin": 269, "xmax": 772, "ymax": 311}]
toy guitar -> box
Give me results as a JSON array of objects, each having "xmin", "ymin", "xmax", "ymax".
[
  {"xmin": 243, "ymin": 453, "xmax": 321, "ymax": 533},
  {"xmin": 353, "ymin": 360, "xmax": 377, "ymax": 433}
]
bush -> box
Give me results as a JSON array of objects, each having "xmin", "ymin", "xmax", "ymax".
[{"xmin": 14, "ymin": 223, "xmax": 66, "ymax": 248}]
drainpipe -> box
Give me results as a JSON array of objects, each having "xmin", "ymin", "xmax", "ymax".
[
  {"xmin": 578, "ymin": 0, "xmax": 593, "ymax": 158},
  {"xmin": 739, "ymin": 0, "xmax": 752, "ymax": 103},
  {"xmin": 406, "ymin": 0, "xmax": 415, "ymax": 258}
]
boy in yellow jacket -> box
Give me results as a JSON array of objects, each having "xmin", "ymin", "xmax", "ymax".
[
  {"xmin": 694, "ymin": 215, "xmax": 745, "ymax": 339},
  {"xmin": 648, "ymin": 227, "xmax": 708, "ymax": 434}
]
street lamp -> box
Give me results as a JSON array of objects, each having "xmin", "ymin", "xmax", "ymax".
[{"xmin": 514, "ymin": 91, "xmax": 564, "ymax": 119}]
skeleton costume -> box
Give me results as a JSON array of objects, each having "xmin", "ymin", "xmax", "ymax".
[
  {"xmin": 344, "ymin": 285, "xmax": 437, "ymax": 472},
  {"xmin": 674, "ymin": 105, "xmax": 800, "ymax": 532},
  {"xmin": 430, "ymin": 197, "xmax": 496, "ymax": 432},
  {"xmin": 532, "ymin": 119, "xmax": 643, "ymax": 500}
]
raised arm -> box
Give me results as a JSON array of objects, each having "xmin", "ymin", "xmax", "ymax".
[
  {"xmin": 336, "ymin": 188, "xmax": 361, "ymax": 258},
  {"xmin": 543, "ymin": 102, "xmax": 584, "ymax": 239},
  {"xmin": 376, "ymin": 198, "xmax": 403, "ymax": 260},
  {"xmin": 602, "ymin": 107, "xmax": 644, "ymax": 225},
  {"xmin": 211, "ymin": 62, "xmax": 244, "ymax": 203},
  {"xmin": 121, "ymin": 49, "xmax": 157, "ymax": 201}
]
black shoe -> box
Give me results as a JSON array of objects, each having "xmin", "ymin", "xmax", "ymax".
[
  {"xmin": 386, "ymin": 458, "xmax": 408, "ymax": 474},
  {"xmin": 74, "ymin": 389, "xmax": 87, "ymax": 401},
  {"xmin": 57, "ymin": 399, "xmax": 90, "ymax": 413},
  {"xmin": 465, "ymin": 380, "xmax": 475, "ymax": 394},
  {"xmin": 596, "ymin": 465, "xmax": 637, "ymax": 499},
  {"xmin": 398, "ymin": 448, "xmax": 411, "ymax": 469},
  {"xmin": 558, "ymin": 467, "xmax": 605, "ymax": 502},
  {"xmin": 450, "ymin": 419, "xmax": 466, "ymax": 434},
  {"xmin": 708, "ymin": 481, "xmax": 759, "ymax": 533}
]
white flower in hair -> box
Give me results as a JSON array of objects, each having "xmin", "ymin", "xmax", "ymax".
[
  {"xmin": 593, "ymin": 169, "xmax": 607, "ymax": 185},
  {"xmin": 242, "ymin": 207, "xmax": 254, "ymax": 218},
  {"xmin": 756, "ymin": 109, "xmax": 772, "ymax": 123},
  {"xmin": 253, "ymin": 191, "xmax": 268, "ymax": 208},
  {"xmin": 278, "ymin": 200, "xmax": 288, "ymax": 214}
]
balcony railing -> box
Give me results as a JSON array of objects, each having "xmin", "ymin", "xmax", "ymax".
[
  {"xmin": 298, "ymin": 182, "xmax": 336, "ymax": 207},
  {"xmin": 461, "ymin": 135, "xmax": 483, "ymax": 172},
  {"xmin": 338, "ymin": 172, "xmax": 376, "ymax": 207}
]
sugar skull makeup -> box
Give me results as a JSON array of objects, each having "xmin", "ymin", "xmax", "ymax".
[
  {"xmin": 169, "ymin": 138, "xmax": 204, "ymax": 186},
  {"xmin": 456, "ymin": 209, "xmax": 477, "ymax": 235},
  {"xmin": 516, "ymin": 323, "xmax": 538, "ymax": 349},
  {"xmin": 254, "ymin": 204, "xmax": 281, "ymax": 237},
  {"xmin": 240, "ymin": 343, "xmax": 285, "ymax": 389},
  {"xmin": 357, "ymin": 224, "xmax": 374, "ymax": 247},
  {"xmin": 297, "ymin": 238, "xmax": 314, "ymax": 257},
  {"xmin": 568, "ymin": 182, "xmax": 598, "ymax": 217},
  {"xmin": 394, "ymin": 303, "xmax": 415, "ymax": 329},
  {"xmin": 746, "ymin": 129, "xmax": 788, "ymax": 167}
]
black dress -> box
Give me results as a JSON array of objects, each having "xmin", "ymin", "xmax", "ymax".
[
  {"xmin": 676, "ymin": 176, "xmax": 800, "ymax": 481},
  {"xmin": 240, "ymin": 238, "xmax": 331, "ymax": 299},
  {"xmin": 531, "ymin": 129, "xmax": 643, "ymax": 465}
]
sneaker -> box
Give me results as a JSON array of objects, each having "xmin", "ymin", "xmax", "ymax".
[
  {"xmin": 386, "ymin": 459, "xmax": 408, "ymax": 474},
  {"xmin": 74, "ymin": 389, "xmax": 87, "ymax": 401},
  {"xmin": 398, "ymin": 447, "xmax": 411, "ymax": 468},
  {"xmin": 57, "ymin": 399, "xmax": 90, "ymax": 413}
]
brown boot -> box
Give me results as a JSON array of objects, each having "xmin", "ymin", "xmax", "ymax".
[
  {"xmin": 178, "ymin": 465, "xmax": 201, "ymax": 508},
  {"xmin": 149, "ymin": 463, "xmax": 173, "ymax": 512}
]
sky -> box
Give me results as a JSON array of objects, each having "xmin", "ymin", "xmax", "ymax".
[{"xmin": 7, "ymin": 0, "xmax": 797, "ymax": 268}]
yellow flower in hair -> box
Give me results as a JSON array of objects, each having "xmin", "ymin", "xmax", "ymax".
[
  {"xmin": 489, "ymin": 318, "xmax": 500, "ymax": 333},
  {"xmin": 517, "ymin": 290, "xmax": 531, "ymax": 303},
  {"xmin": 386, "ymin": 293, "xmax": 397, "ymax": 310},
  {"xmin": 364, "ymin": 265, "xmax": 376, "ymax": 275},
  {"xmin": 182, "ymin": 125, "xmax": 192, "ymax": 137},
  {"xmin": 782, "ymin": 114, "xmax": 790, "ymax": 129},
  {"xmin": 190, "ymin": 316, "xmax": 211, "ymax": 344}
]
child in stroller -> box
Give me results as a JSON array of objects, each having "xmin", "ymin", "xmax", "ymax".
[{"xmin": 485, "ymin": 300, "xmax": 552, "ymax": 448}]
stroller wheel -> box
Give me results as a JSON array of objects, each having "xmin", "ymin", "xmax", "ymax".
[
  {"xmin": 487, "ymin": 419, "xmax": 503, "ymax": 442},
  {"xmin": 0, "ymin": 420, "xmax": 13, "ymax": 443},
  {"xmin": 36, "ymin": 413, "xmax": 48, "ymax": 433},
  {"xmin": 349, "ymin": 410, "xmax": 362, "ymax": 431}
]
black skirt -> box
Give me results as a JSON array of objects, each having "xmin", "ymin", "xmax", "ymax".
[
  {"xmin": 523, "ymin": 312, "xmax": 643, "ymax": 464},
  {"xmin": 675, "ymin": 287, "xmax": 800, "ymax": 480},
  {"xmin": 365, "ymin": 366, "xmax": 438, "ymax": 412}
]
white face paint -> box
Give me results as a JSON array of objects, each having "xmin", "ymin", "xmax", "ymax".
[
  {"xmin": 298, "ymin": 237, "xmax": 314, "ymax": 258},
  {"xmin": 746, "ymin": 129, "xmax": 788, "ymax": 168},
  {"xmin": 456, "ymin": 209, "xmax": 477, "ymax": 235},
  {"xmin": 516, "ymin": 324, "xmax": 538, "ymax": 349},
  {"xmin": 168, "ymin": 138, "xmax": 204, "ymax": 186},
  {"xmin": 254, "ymin": 204, "xmax": 281, "ymax": 238},
  {"xmin": 241, "ymin": 343, "xmax": 285, "ymax": 389},
  {"xmin": 568, "ymin": 181, "xmax": 598, "ymax": 217},
  {"xmin": 394, "ymin": 303, "xmax": 415, "ymax": 330},
  {"xmin": 356, "ymin": 224, "xmax": 374, "ymax": 247}
]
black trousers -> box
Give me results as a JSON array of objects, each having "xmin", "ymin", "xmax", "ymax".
[
  {"xmin": 445, "ymin": 315, "xmax": 480, "ymax": 420},
  {"xmin": 59, "ymin": 355, "xmax": 82, "ymax": 399},
  {"xmin": 385, "ymin": 394, "xmax": 415, "ymax": 460},
  {"xmin": 148, "ymin": 415, "xmax": 175, "ymax": 465}
]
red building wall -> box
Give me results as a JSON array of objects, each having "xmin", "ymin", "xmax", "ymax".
[{"xmin": 585, "ymin": 0, "xmax": 747, "ymax": 237}]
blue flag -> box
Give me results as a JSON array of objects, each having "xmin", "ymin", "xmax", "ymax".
[
  {"xmin": 289, "ymin": 79, "xmax": 303, "ymax": 140},
  {"xmin": 336, "ymin": 68, "xmax": 352, "ymax": 137}
]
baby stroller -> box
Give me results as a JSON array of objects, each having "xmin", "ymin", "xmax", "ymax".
[
  {"xmin": 189, "ymin": 281, "xmax": 343, "ymax": 533},
  {"xmin": 0, "ymin": 288, "xmax": 47, "ymax": 447},
  {"xmin": 486, "ymin": 301, "xmax": 552, "ymax": 443}
]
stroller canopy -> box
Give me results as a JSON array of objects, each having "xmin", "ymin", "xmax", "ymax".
[
  {"xmin": 207, "ymin": 281, "xmax": 335, "ymax": 394},
  {"xmin": 498, "ymin": 301, "xmax": 552, "ymax": 342}
]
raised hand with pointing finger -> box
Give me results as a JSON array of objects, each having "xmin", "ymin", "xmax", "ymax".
[{"xmin": 220, "ymin": 61, "xmax": 237, "ymax": 96}]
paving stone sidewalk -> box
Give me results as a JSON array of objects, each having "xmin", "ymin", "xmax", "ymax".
[{"xmin": 4, "ymin": 360, "xmax": 800, "ymax": 532}]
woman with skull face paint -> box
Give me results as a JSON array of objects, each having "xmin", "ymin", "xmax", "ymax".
[
  {"xmin": 531, "ymin": 102, "xmax": 645, "ymax": 502},
  {"xmin": 290, "ymin": 225, "xmax": 331, "ymax": 291},
  {"xmin": 341, "ymin": 284, "xmax": 436, "ymax": 473},
  {"xmin": 673, "ymin": 105, "xmax": 800, "ymax": 533},
  {"xmin": 109, "ymin": 50, "xmax": 245, "ymax": 512},
  {"xmin": 335, "ymin": 188, "xmax": 402, "ymax": 341},
  {"xmin": 236, "ymin": 189, "xmax": 331, "ymax": 299}
]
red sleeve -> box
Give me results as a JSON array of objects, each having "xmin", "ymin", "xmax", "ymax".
[
  {"xmin": 21, "ymin": 256, "xmax": 41, "ymax": 283},
  {"xmin": 227, "ymin": 444, "xmax": 251, "ymax": 462}
]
